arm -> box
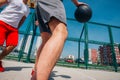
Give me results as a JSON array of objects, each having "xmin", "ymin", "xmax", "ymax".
[
  {"xmin": 18, "ymin": 5, "xmax": 30, "ymax": 29},
  {"xmin": 71, "ymin": 0, "xmax": 86, "ymax": 7},
  {"xmin": 17, "ymin": 16, "xmax": 26, "ymax": 29},
  {"xmin": 0, "ymin": 0, "xmax": 8, "ymax": 7}
]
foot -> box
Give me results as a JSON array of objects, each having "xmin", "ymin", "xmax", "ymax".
[{"xmin": 0, "ymin": 61, "xmax": 5, "ymax": 72}]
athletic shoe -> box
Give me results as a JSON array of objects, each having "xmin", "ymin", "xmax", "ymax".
[
  {"xmin": 31, "ymin": 69, "xmax": 35, "ymax": 76},
  {"xmin": 0, "ymin": 61, "xmax": 5, "ymax": 72}
]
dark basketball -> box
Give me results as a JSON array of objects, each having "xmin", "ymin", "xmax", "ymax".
[{"xmin": 74, "ymin": 4, "xmax": 92, "ymax": 23}]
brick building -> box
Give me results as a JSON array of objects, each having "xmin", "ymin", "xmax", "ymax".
[
  {"xmin": 89, "ymin": 49, "xmax": 98, "ymax": 64},
  {"xmin": 98, "ymin": 44, "xmax": 120, "ymax": 65}
]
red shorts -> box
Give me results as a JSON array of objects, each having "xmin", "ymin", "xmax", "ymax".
[{"xmin": 0, "ymin": 20, "xmax": 18, "ymax": 47}]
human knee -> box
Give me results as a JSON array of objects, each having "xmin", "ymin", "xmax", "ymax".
[
  {"xmin": 6, "ymin": 45, "xmax": 16, "ymax": 50},
  {"xmin": 54, "ymin": 25, "xmax": 68, "ymax": 39}
]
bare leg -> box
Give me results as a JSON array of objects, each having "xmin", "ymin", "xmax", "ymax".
[
  {"xmin": 37, "ymin": 18, "xmax": 68, "ymax": 80},
  {"xmin": 31, "ymin": 32, "xmax": 51, "ymax": 80},
  {"xmin": 34, "ymin": 32, "xmax": 51, "ymax": 70},
  {"xmin": 0, "ymin": 46, "xmax": 16, "ymax": 60}
]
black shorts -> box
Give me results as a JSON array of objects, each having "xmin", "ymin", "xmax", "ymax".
[{"xmin": 36, "ymin": 6, "xmax": 51, "ymax": 33}]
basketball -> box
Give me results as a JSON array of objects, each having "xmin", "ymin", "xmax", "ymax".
[{"xmin": 74, "ymin": 4, "xmax": 92, "ymax": 23}]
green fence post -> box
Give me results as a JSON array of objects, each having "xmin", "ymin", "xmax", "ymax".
[
  {"xmin": 18, "ymin": 12, "xmax": 35, "ymax": 61},
  {"xmin": 26, "ymin": 12, "xmax": 37, "ymax": 62},
  {"xmin": 78, "ymin": 25, "xmax": 84, "ymax": 67},
  {"xmin": 84, "ymin": 23, "xmax": 89, "ymax": 69},
  {"xmin": 108, "ymin": 26, "xmax": 118, "ymax": 72},
  {"xmin": 18, "ymin": 35, "xmax": 28, "ymax": 61}
]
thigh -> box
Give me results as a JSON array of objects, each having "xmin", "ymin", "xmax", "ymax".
[
  {"xmin": 6, "ymin": 27, "xmax": 18, "ymax": 47},
  {"xmin": 48, "ymin": 17, "xmax": 67, "ymax": 33},
  {"xmin": 41, "ymin": 32, "xmax": 51, "ymax": 43},
  {"xmin": 0, "ymin": 22, "xmax": 7, "ymax": 46}
]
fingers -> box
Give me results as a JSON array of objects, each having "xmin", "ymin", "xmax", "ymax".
[{"xmin": 76, "ymin": 2, "xmax": 88, "ymax": 7}]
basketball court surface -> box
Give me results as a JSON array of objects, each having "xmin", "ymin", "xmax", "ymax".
[{"xmin": 0, "ymin": 60, "xmax": 120, "ymax": 80}]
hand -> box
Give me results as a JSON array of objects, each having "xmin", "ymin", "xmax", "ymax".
[
  {"xmin": 76, "ymin": 2, "xmax": 88, "ymax": 7},
  {"xmin": 35, "ymin": 20, "xmax": 39, "ymax": 26}
]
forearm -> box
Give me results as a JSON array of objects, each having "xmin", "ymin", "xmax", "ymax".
[
  {"xmin": 71, "ymin": 0, "xmax": 79, "ymax": 6},
  {"xmin": 71, "ymin": 0, "xmax": 86, "ymax": 7},
  {"xmin": 18, "ymin": 16, "xmax": 26, "ymax": 29}
]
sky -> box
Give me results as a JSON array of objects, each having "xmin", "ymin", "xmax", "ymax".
[
  {"xmin": 64, "ymin": 0, "xmax": 120, "ymax": 26},
  {"xmin": 1, "ymin": 0, "xmax": 119, "ymax": 59}
]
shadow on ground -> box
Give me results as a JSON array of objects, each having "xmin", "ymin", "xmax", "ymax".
[
  {"xmin": 5, "ymin": 66, "xmax": 32, "ymax": 71},
  {"xmin": 49, "ymin": 71, "xmax": 71, "ymax": 80}
]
